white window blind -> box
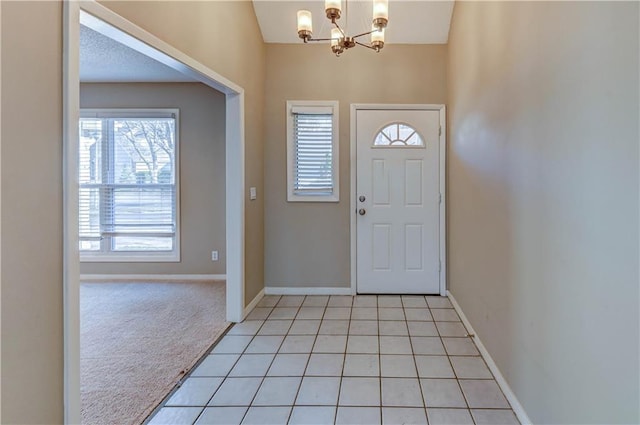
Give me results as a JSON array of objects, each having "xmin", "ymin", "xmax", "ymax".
[
  {"xmin": 287, "ymin": 101, "xmax": 339, "ymax": 202},
  {"xmin": 79, "ymin": 110, "xmax": 179, "ymax": 260},
  {"xmin": 293, "ymin": 113, "xmax": 334, "ymax": 195}
]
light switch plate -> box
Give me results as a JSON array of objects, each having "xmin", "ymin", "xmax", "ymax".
[{"xmin": 250, "ymin": 187, "xmax": 257, "ymax": 200}]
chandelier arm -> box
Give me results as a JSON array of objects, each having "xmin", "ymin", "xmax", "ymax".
[
  {"xmin": 352, "ymin": 29, "xmax": 377, "ymax": 40},
  {"xmin": 355, "ymin": 41, "xmax": 377, "ymax": 50},
  {"xmin": 332, "ymin": 21, "xmax": 347, "ymax": 38},
  {"xmin": 305, "ymin": 37, "xmax": 335, "ymax": 42}
]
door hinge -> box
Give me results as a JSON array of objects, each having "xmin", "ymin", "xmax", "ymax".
[
  {"xmin": 439, "ymin": 126, "xmax": 442, "ymax": 136},
  {"xmin": 439, "ymin": 193, "xmax": 442, "ymax": 204},
  {"xmin": 439, "ymin": 260, "xmax": 442, "ymax": 273}
]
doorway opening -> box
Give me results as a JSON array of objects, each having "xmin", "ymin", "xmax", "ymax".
[{"xmin": 64, "ymin": 2, "xmax": 246, "ymax": 423}]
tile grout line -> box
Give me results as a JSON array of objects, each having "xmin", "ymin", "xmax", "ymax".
[
  {"xmin": 403, "ymin": 296, "xmax": 428, "ymax": 419},
  {"xmin": 189, "ymin": 300, "xmax": 278, "ymax": 424},
  {"xmin": 288, "ymin": 295, "xmax": 328, "ymax": 424},
  {"xmin": 146, "ymin": 311, "xmax": 249, "ymax": 423},
  {"xmin": 431, "ymin": 301, "xmax": 477, "ymax": 425},
  {"xmin": 332, "ymin": 295, "xmax": 354, "ymax": 423},
  {"xmin": 238, "ymin": 296, "xmax": 301, "ymax": 424}
]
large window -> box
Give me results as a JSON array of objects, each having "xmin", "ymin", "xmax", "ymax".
[
  {"xmin": 79, "ymin": 109, "xmax": 180, "ymax": 261},
  {"xmin": 286, "ymin": 101, "xmax": 339, "ymax": 202}
]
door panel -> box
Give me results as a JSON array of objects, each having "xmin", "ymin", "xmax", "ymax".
[
  {"xmin": 372, "ymin": 159, "xmax": 390, "ymax": 205},
  {"xmin": 405, "ymin": 224, "xmax": 423, "ymax": 271},
  {"xmin": 356, "ymin": 109, "xmax": 440, "ymax": 294},
  {"xmin": 405, "ymin": 160, "xmax": 423, "ymax": 206},
  {"xmin": 372, "ymin": 224, "xmax": 391, "ymax": 270}
]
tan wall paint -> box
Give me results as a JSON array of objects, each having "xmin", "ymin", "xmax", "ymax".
[
  {"xmin": 2, "ymin": 1, "xmax": 265, "ymax": 421},
  {"xmin": 99, "ymin": 1, "xmax": 266, "ymax": 304},
  {"xmin": 79, "ymin": 83, "xmax": 226, "ymax": 276},
  {"xmin": 0, "ymin": 1, "xmax": 3, "ymax": 419},
  {"xmin": 264, "ymin": 44, "xmax": 447, "ymax": 287},
  {"xmin": 1, "ymin": 2, "xmax": 65, "ymax": 423},
  {"xmin": 447, "ymin": 2, "xmax": 639, "ymax": 423}
]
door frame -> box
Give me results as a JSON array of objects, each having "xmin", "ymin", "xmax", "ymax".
[
  {"xmin": 350, "ymin": 104, "xmax": 446, "ymax": 296},
  {"xmin": 63, "ymin": 1, "xmax": 246, "ymax": 422}
]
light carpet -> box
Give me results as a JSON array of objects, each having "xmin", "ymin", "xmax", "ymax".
[{"xmin": 81, "ymin": 281, "xmax": 229, "ymax": 425}]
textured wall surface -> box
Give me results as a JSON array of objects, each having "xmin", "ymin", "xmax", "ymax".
[
  {"xmin": 447, "ymin": 2, "xmax": 639, "ymax": 423},
  {"xmin": 2, "ymin": 2, "xmax": 266, "ymax": 422},
  {"xmin": 1, "ymin": 2, "xmax": 64, "ymax": 423}
]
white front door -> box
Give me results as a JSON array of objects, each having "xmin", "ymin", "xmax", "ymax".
[{"xmin": 356, "ymin": 108, "xmax": 442, "ymax": 294}]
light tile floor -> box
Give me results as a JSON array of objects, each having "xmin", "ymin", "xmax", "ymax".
[{"xmin": 148, "ymin": 295, "xmax": 519, "ymax": 425}]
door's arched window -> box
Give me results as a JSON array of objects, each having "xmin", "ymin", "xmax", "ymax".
[{"xmin": 374, "ymin": 123, "xmax": 424, "ymax": 147}]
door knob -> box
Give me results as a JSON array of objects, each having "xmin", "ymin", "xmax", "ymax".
[
  {"xmin": 358, "ymin": 208, "xmax": 366, "ymax": 216},
  {"xmin": 359, "ymin": 195, "xmax": 366, "ymax": 202}
]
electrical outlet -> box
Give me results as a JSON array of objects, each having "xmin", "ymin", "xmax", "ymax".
[{"xmin": 211, "ymin": 251, "xmax": 219, "ymax": 261}]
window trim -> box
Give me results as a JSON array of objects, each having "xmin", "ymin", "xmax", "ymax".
[
  {"xmin": 286, "ymin": 100, "xmax": 340, "ymax": 202},
  {"xmin": 79, "ymin": 108, "xmax": 181, "ymax": 263}
]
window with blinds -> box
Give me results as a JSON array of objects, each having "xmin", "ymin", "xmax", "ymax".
[
  {"xmin": 79, "ymin": 109, "xmax": 180, "ymax": 261},
  {"xmin": 286, "ymin": 102, "xmax": 339, "ymax": 202}
]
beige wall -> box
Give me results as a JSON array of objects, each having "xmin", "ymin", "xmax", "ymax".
[
  {"xmin": 264, "ymin": 44, "xmax": 447, "ymax": 287},
  {"xmin": 1, "ymin": 1, "xmax": 265, "ymax": 422},
  {"xmin": 79, "ymin": 83, "xmax": 226, "ymax": 276},
  {"xmin": 99, "ymin": 1, "xmax": 266, "ymax": 304},
  {"xmin": 447, "ymin": 2, "xmax": 639, "ymax": 423},
  {"xmin": 1, "ymin": 2, "xmax": 64, "ymax": 423}
]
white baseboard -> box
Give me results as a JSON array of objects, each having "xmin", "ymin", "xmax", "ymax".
[
  {"xmin": 447, "ymin": 290, "xmax": 532, "ymax": 425},
  {"xmin": 80, "ymin": 274, "xmax": 227, "ymax": 282},
  {"xmin": 242, "ymin": 288, "xmax": 265, "ymax": 321},
  {"xmin": 264, "ymin": 286, "xmax": 353, "ymax": 296}
]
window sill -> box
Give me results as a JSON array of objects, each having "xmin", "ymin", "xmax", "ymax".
[
  {"xmin": 287, "ymin": 194, "xmax": 340, "ymax": 203},
  {"xmin": 80, "ymin": 253, "xmax": 180, "ymax": 263}
]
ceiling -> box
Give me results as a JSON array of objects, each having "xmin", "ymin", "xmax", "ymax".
[
  {"xmin": 80, "ymin": 25, "xmax": 196, "ymax": 83},
  {"xmin": 252, "ymin": 0, "xmax": 454, "ymax": 44},
  {"xmin": 80, "ymin": 1, "xmax": 454, "ymax": 82}
]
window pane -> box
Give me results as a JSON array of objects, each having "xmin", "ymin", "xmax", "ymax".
[
  {"xmin": 398, "ymin": 124, "xmax": 415, "ymax": 141},
  {"xmin": 112, "ymin": 236, "xmax": 173, "ymax": 252},
  {"xmin": 104, "ymin": 186, "xmax": 175, "ymax": 234},
  {"xmin": 374, "ymin": 123, "xmax": 424, "ymax": 147},
  {"xmin": 113, "ymin": 118, "xmax": 175, "ymax": 184},
  {"xmin": 79, "ymin": 240, "xmax": 100, "ymax": 251},
  {"xmin": 78, "ymin": 113, "xmax": 178, "ymax": 256},
  {"xmin": 79, "ymin": 187, "xmax": 100, "ymax": 239},
  {"xmin": 79, "ymin": 119, "xmax": 102, "ymax": 184},
  {"xmin": 383, "ymin": 124, "xmax": 398, "ymax": 141}
]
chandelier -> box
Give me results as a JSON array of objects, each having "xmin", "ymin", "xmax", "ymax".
[{"xmin": 296, "ymin": 0, "xmax": 389, "ymax": 56}]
